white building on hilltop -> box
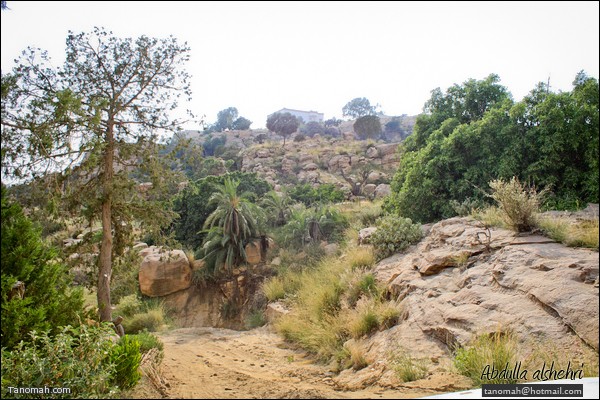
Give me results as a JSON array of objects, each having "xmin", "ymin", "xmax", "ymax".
[{"xmin": 268, "ymin": 108, "xmax": 324, "ymax": 123}]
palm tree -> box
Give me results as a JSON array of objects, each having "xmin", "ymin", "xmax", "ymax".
[
  {"xmin": 260, "ymin": 190, "xmax": 292, "ymax": 227},
  {"xmin": 202, "ymin": 177, "xmax": 263, "ymax": 274}
]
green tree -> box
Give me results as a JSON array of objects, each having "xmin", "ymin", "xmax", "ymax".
[
  {"xmin": 202, "ymin": 177, "xmax": 264, "ymax": 274},
  {"xmin": 1, "ymin": 27, "xmax": 191, "ymax": 322},
  {"xmin": 260, "ymin": 190, "xmax": 292, "ymax": 227},
  {"xmin": 215, "ymin": 107, "xmax": 239, "ymax": 131},
  {"xmin": 1, "ymin": 185, "xmax": 85, "ymax": 349},
  {"xmin": 300, "ymin": 121, "xmax": 325, "ymax": 137},
  {"xmin": 266, "ymin": 112, "xmax": 299, "ymax": 147},
  {"xmin": 232, "ymin": 116, "xmax": 252, "ymax": 130},
  {"xmin": 342, "ymin": 97, "xmax": 379, "ymax": 119},
  {"xmin": 384, "ymin": 72, "xmax": 598, "ymax": 222},
  {"xmin": 172, "ymin": 172, "xmax": 271, "ymax": 249},
  {"xmin": 353, "ymin": 115, "xmax": 382, "ymax": 140}
]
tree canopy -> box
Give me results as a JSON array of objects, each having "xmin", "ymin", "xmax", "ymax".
[
  {"xmin": 353, "ymin": 115, "xmax": 382, "ymax": 140},
  {"xmin": 212, "ymin": 107, "xmax": 252, "ymax": 132},
  {"xmin": 342, "ymin": 97, "xmax": 379, "ymax": 119},
  {"xmin": 1, "ymin": 185, "xmax": 84, "ymax": 349},
  {"xmin": 1, "ymin": 27, "xmax": 191, "ymax": 321},
  {"xmin": 266, "ymin": 112, "xmax": 299, "ymax": 147},
  {"xmin": 383, "ymin": 72, "xmax": 599, "ymax": 222}
]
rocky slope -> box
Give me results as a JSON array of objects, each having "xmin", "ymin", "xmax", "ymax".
[{"xmin": 333, "ymin": 216, "xmax": 599, "ymax": 389}]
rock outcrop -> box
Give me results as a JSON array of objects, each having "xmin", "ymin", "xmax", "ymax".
[
  {"xmin": 335, "ymin": 217, "xmax": 599, "ymax": 388},
  {"xmin": 239, "ymin": 137, "xmax": 402, "ymax": 196},
  {"xmin": 139, "ymin": 249, "xmax": 192, "ymax": 297}
]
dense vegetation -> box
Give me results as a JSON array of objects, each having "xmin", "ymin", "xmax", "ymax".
[
  {"xmin": 383, "ymin": 72, "xmax": 599, "ymax": 223},
  {"xmin": 1, "ymin": 19, "xmax": 598, "ymax": 396}
]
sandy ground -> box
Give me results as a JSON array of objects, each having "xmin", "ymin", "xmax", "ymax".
[{"xmin": 127, "ymin": 326, "xmax": 458, "ymax": 399}]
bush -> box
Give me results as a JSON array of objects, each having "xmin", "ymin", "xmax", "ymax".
[
  {"xmin": 124, "ymin": 302, "xmax": 166, "ymax": 334},
  {"xmin": 110, "ymin": 335, "xmax": 142, "ymax": 389},
  {"xmin": 289, "ymin": 183, "xmax": 346, "ymax": 206},
  {"xmin": 115, "ymin": 294, "xmax": 144, "ymax": 318},
  {"xmin": 488, "ymin": 177, "xmax": 547, "ymax": 232},
  {"xmin": 349, "ymin": 308, "xmax": 379, "ymax": 338},
  {"xmin": 369, "ymin": 215, "xmax": 423, "ymax": 261},
  {"xmin": 278, "ymin": 205, "xmax": 349, "ymax": 249},
  {"xmin": 244, "ymin": 310, "xmax": 267, "ymax": 329},
  {"xmin": 130, "ymin": 331, "xmax": 164, "ymax": 357},
  {"xmin": 293, "ymin": 133, "xmax": 306, "ymax": 142},
  {"xmin": 1, "ymin": 323, "xmax": 122, "ymax": 399},
  {"xmin": 454, "ymin": 331, "xmax": 519, "ymax": 386},
  {"xmin": 1, "ymin": 185, "xmax": 85, "ymax": 350},
  {"xmin": 390, "ymin": 350, "xmax": 428, "ymax": 382}
]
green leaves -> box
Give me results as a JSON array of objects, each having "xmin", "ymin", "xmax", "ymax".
[{"xmin": 385, "ymin": 72, "xmax": 599, "ymax": 222}]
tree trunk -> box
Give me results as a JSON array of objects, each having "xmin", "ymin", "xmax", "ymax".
[{"xmin": 97, "ymin": 121, "xmax": 115, "ymax": 322}]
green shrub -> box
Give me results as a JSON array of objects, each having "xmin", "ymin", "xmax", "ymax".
[
  {"xmin": 390, "ymin": 350, "xmax": 428, "ymax": 382},
  {"xmin": 1, "ymin": 185, "xmax": 85, "ymax": 350},
  {"xmin": 349, "ymin": 308, "xmax": 379, "ymax": 338},
  {"xmin": 110, "ymin": 335, "xmax": 142, "ymax": 390},
  {"xmin": 454, "ymin": 331, "xmax": 519, "ymax": 386},
  {"xmin": 130, "ymin": 331, "xmax": 164, "ymax": 357},
  {"xmin": 125, "ymin": 307, "xmax": 165, "ymax": 334},
  {"xmin": 488, "ymin": 177, "xmax": 547, "ymax": 232},
  {"xmin": 244, "ymin": 310, "xmax": 267, "ymax": 329},
  {"xmin": 115, "ymin": 294, "xmax": 143, "ymax": 318},
  {"xmin": 278, "ymin": 205, "xmax": 349, "ymax": 249},
  {"xmin": 369, "ymin": 215, "xmax": 423, "ymax": 261},
  {"xmin": 450, "ymin": 197, "xmax": 482, "ymax": 217},
  {"xmin": 289, "ymin": 183, "xmax": 345, "ymax": 206},
  {"xmin": 1, "ymin": 323, "xmax": 120, "ymax": 399},
  {"xmin": 293, "ymin": 133, "xmax": 306, "ymax": 142}
]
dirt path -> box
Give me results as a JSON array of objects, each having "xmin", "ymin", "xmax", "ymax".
[{"xmin": 129, "ymin": 326, "xmax": 449, "ymax": 399}]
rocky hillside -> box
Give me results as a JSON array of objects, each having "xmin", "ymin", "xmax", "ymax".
[
  {"xmin": 333, "ymin": 216, "xmax": 599, "ymax": 389},
  {"xmin": 239, "ymin": 137, "xmax": 398, "ymax": 197},
  {"xmin": 175, "ymin": 114, "xmax": 417, "ymax": 196}
]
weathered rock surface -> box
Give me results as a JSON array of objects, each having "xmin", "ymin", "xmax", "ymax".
[
  {"xmin": 373, "ymin": 217, "xmax": 598, "ymax": 356},
  {"xmin": 139, "ymin": 249, "xmax": 192, "ymax": 297},
  {"xmin": 335, "ymin": 217, "xmax": 599, "ymax": 389}
]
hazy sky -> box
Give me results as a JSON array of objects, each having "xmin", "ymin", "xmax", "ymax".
[{"xmin": 2, "ymin": 1, "xmax": 599, "ymax": 130}]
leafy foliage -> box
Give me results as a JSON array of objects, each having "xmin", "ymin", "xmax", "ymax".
[
  {"xmin": 300, "ymin": 121, "xmax": 325, "ymax": 137},
  {"xmin": 1, "ymin": 27, "xmax": 191, "ymax": 321},
  {"xmin": 110, "ymin": 335, "xmax": 142, "ymax": 389},
  {"xmin": 213, "ymin": 107, "xmax": 253, "ymax": 131},
  {"xmin": 369, "ymin": 215, "xmax": 423, "ymax": 261},
  {"xmin": 1, "ymin": 185, "xmax": 85, "ymax": 350},
  {"xmin": 172, "ymin": 172, "xmax": 271, "ymax": 250},
  {"xmin": 342, "ymin": 97, "xmax": 379, "ymax": 119},
  {"xmin": 1, "ymin": 323, "xmax": 128, "ymax": 398},
  {"xmin": 289, "ymin": 183, "xmax": 346, "ymax": 206},
  {"xmin": 201, "ymin": 177, "xmax": 264, "ymax": 274},
  {"xmin": 260, "ymin": 190, "xmax": 293, "ymax": 227},
  {"xmin": 384, "ymin": 72, "xmax": 599, "ymax": 222},
  {"xmin": 277, "ymin": 205, "xmax": 349, "ymax": 249},
  {"xmin": 266, "ymin": 112, "xmax": 299, "ymax": 146},
  {"xmin": 353, "ymin": 115, "xmax": 382, "ymax": 140}
]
